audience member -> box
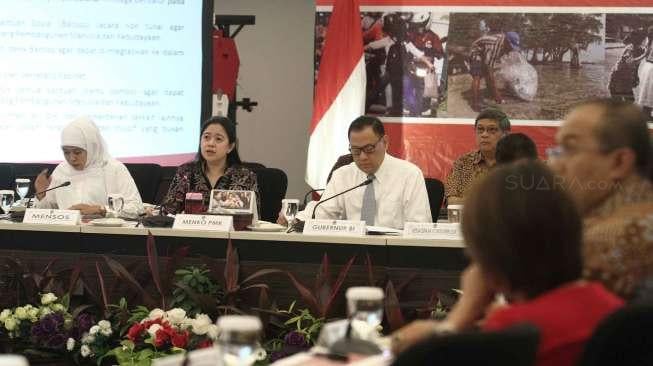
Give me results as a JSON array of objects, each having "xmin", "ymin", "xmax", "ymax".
[
  {"xmin": 392, "ymin": 160, "xmax": 623, "ymax": 366},
  {"xmin": 34, "ymin": 117, "xmax": 143, "ymax": 217},
  {"xmin": 162, "ymin": 116, "xmax": 259, "ymax": 215},
  {"xmin": 549, "ymin": 98, "xmax": 653, "ymax": 299},
  {"xmin": 495, "ymin": 132, "xmax": 538, "ymax": 164},
  {"xmin": 445, "ymin": 108, "xmax": 510, "ymax": 203}
]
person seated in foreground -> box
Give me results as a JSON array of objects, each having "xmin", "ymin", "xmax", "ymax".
[
  {"xmin": 162, "ymin": 116, "xmax": 259, "ymax": 215},
  {"xmin": 445, "ymin": 108, "xmax": 510, "ymax": 204},
  {"xmin": 289, "ymin": 116, "xmax": 431, "ymax": 229},
  {"xmin": 392, "ymin": 161, "xmax": 624, "ymax": 366},
  {"xmin": 495, "ymin": 132, "xmax": 538, "ymax": 164},
  {"xmin": 549, "ymin": 98, "xmax": 653, "ymax": 299},
  {"xmin": 34, "ymin": 117, "xmax": 144, "ymax": 217}
]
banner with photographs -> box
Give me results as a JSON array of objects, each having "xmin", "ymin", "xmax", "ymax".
[{"xmin": 315, "ymin": 1, "xmax": 653, "ymax": 180}]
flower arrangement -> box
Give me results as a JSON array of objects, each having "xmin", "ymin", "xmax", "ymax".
[{"xmin": 106, "ymin": 308, "xmax": 219, "ymax": 365}]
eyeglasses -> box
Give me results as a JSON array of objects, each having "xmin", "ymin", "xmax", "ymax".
[
  {"xmin": 349, "ymin": 136, "xmax": 383, "ymax": 156},
  {"xmin": 475, "ymin": 126, "xmax": 501, "ymax": 135}
]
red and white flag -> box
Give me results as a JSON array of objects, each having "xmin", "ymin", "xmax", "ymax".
[{"xmin": 305, "ymin": 0, "xmax": 366, "ymax": 189}]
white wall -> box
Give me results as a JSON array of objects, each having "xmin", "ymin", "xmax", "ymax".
[{"xmin": 214, "ymin": 0, "xmax": 315, "ymax": 200}]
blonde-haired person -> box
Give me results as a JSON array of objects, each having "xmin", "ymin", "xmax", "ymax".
[{"xmin": 34, "ymin": 117, "xmax": 143, "ymax": 217}]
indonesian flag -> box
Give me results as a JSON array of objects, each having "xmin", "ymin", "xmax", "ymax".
[{"xmin": 305, "ymin": 0, "xmax": 366, "ymax": 189}]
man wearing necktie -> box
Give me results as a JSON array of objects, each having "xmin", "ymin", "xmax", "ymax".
[{"xmin": 313, "ymin": 116, "xmax": 432, "ymax": 229}]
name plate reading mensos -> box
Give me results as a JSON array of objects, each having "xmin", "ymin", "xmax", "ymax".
[
  {"xmin": 303, "ymin": 219, "xmax": 366, "ymax": 236},
  {"xmin": 403, "ymin": 222, "xmax": 463, "ymax": 240},
  {"xmin": 23, "ymin": 209, "xmax": 81, "ymax": 225},
  {"xmin": 173, "ymin": 214, "xmax": 233, "ymax": 231}
]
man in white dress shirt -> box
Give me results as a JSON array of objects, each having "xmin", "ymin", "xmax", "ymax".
[{"xmin": 314, "ymin": 116, "xmax": 432, "ymax": 229}]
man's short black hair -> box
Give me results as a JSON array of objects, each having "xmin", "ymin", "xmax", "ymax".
[
  {"xmin": 496, "ymin": 133, "xmax": 538, "ymax": 164},
  {"xmin": 577, "ymin": 98, "xmax": 651, "ymax": 176},
  {"xmin": 475, "ymin": 108, "xmax": 511, "ymax": 132},
  {"xmin": 348, "ymin": 116, "xmax": 385, "ymax": 139}
]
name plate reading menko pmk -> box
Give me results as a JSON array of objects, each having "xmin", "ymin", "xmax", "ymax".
[
  {"xmin": 173, "ymin": 214, "xmax": 233, "ymax": 231},
  {"xmin": 303, "ymin": 219, "xmax": 366, "ymax": 237},
  {"xmin": 23, "ymin": 209, "xmax": 81, "ymax": 225},
  {"xmin": 403, "ymin": 222, "xmax": 463, "ymax": 240}
]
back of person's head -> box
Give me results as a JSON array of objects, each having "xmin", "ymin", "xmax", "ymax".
[
  {"xmin": 462, "ymin": 160, "xmax": 583, "ymax": 299},
  {"xmin": 197, "ymin": 116, "xmax": 242, "ymax": 167},
  {"xmin": 580, "ymin": 98, "xmax": 651, "ymax": 176},
  {"xmin": 495, "ymin": 133, "xmax": 538, "ymax": 164},
  {"xmin": 475, "ymin": 108, "xmax": 511, "ymax": 133},
  {"xmin": 348, "ymin": 116, "xmax": 385, "ymax": 139}
]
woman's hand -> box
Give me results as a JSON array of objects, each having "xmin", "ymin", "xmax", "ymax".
[
  {"xmin": 69, "ymin": 204, "xmax": 106, "ymax": 216},
  {"xmin": 446, "ymin": 263, "xmax": 497, "ymax": 330},
  {"xmin": 34, "ymin": 169, "xmax": 51, "ymax": 200}
]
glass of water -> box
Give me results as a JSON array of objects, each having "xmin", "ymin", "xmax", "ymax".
[
  {"xmin": 107, "ymin": 193, "xmax": 124, "ymax": 217},
  {"xmin": 217, "ymin": 315, "xmax": 264, "ymax": 366},
  {"xmin": 282, "ymin": 198, "xmax": 299, "ymax": 225},
  {"xmin": 0, "ymin": 190, "xmax": 15, "ymax": 218},
  {"xmin": 15, "ymin": 178, "xmax": 30, "ymax": 205},
  {"xmin": 346, "ymin": 287, "xmax": 384, "ymax": 336}
]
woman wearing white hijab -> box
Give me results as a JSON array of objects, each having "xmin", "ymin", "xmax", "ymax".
[{"xmin": 34, "ymin": 117, "xmax": 143, "ymax": 216}]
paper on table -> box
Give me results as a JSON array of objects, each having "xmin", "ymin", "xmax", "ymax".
[{"xmin": 366, "ymin": 226, "xmax": 402, "ymax": 236}]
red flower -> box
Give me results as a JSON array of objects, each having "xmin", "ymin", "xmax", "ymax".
[
  {"xmin": 154, "ymin": 328, "xmax": 170, "ymax": 348},
  {"xmin": 171, "ymin": 331, "xmax": 190, "ymax": 349},
  {"xmin": 127, "ymin": 323, "xmax": 144, "ymax": 342},
  {"xmin": 197, "ymin": 339, "xmax": 213, "ymax": 349}
]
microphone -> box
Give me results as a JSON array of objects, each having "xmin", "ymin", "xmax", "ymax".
[
  {"xmin": 27, "ymin": 181, "xmax": 71, "ymax": 207},
  {"xmin": 302, "ymin": 188, "xmax": 325, "ymax": 210},
  {"xmin": 311, "ymin": 177, "xmax": 373, "ymax": 219}
]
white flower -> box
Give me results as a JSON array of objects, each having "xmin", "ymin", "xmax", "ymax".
[
  {"xmin": 4, "ymin": 317, "xmax": 18, "ymax": 331},
  {"xmin": 89, "ymin": 325, "xmax": 100, "ymax": 335},
  {"xmin": 51, "ymin": 303, "xmax": 65, "ymax": 313},
  {"xmin": 98, "ymin": 320, "xmax": 111, "ymax": 330},
  {"xmin": 14, "ymin": 307, "xmax": 28, "ymax": 320},
  {"xmin": 166, "ymin": 308, "xmax": 186, "ymax": 325},
  {"xmin": 82, "ymin": 333, "xmax": 95, "ymax": 344},
  {"xmin": 80, "ymin": 344, "xmax": 92, "ymax": 357},
  {"xmin": 39, "ymin": 307, "xmax": 53, "ymax": 318},
  {"xmin": 207, "ymin": 324, "xmax": 220, "ymax": 340},
  {"xmin": 41, "ymin": 293, "xmax": 58, "ymax": 305},
  {"xmin": 66, "ymin": 338, "xmax": 75, "ymax": 351},
  {"xmin": 191, "ymin": 314, "xmax": 212, "ymax": 335},
  {"xmin": 100, "ymin": 327, "xmax": 113, "ymax": 337},
  {"xmin": 0, "ymin": 309, "xmax": 11, "ymax": 322},
  {"xmin": 147, "ymin": 324, "xmax": 162, "ymax": 337},
  {"xmin": 28, "ymin": 308, "xmax": 40, "ymax": 322},
  {"xmin": 147, "ymin": 308, "xmax": 166, "ymax": 321}
]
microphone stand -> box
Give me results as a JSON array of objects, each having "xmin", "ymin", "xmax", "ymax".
[
  {"xmin": 26, "ymin": 181, "xmax": 71, "ymax": 208},
  {"xmin": 311, "ymin": 178, "xmax": 373, "ymax": 219}
]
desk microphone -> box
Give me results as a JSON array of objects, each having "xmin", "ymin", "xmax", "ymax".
[
  {"xmin": 26, "ymin": 181, "xmax": 71, "ymax": 207},
  {"xmin": 311, "ymin": 177, "xmax": 373, "ymax": 219}
]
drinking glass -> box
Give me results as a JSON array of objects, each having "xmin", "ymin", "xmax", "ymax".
[
  {"xmin": 217, "ymin": 315, "xmax": 264, "ymax": 366},
  {"xmin": 281, "ymin": 198, "xmax": 299, "ymax": 224},
  {"xmin": 346, "ymin": 287, "xmax": 384, "ymax": 330},
  {"xmin": 0, "ymin": 190, "xmax": 15, "ymax": 218},
  {"xmin": 15, "ymin": 178, "xmax": 30, "ymax": 205},
  {"xmin": 185, "ymin": 192, "xmax": 204, "ymax": 214},
  {"xmin": 107, "ymin": 193, "xmax": 124, "ymax": 217},
  {"xmin": 447, "ymin": 204, "xmax": 463, "ymax": 223}
]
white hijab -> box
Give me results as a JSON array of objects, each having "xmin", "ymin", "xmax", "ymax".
[{"xmin": 53, "ymin": 117, "xmax": 113, "ymax": 208}]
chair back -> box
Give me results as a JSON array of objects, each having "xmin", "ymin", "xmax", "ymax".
[
  {"xmin": 392, "ymin": 324, "xmax": 540, "ymax": 366},
  {"xmin": 424, "ymin": 177, "xmax": 444, "ymax": 222},
  {"xmin": 578, "ymin": 305, "xmax": 653, "ymax": 366},
  {"xmin": 124, "ymin": 163, "xmax": 162, "ymax": 204},
  {"xmin": 254, "ymin": 167, "xmax": 288, "ymax": 222},
  {"xmin": 0, "ymin": 163, "xmax": 15, "ymax": 190}
]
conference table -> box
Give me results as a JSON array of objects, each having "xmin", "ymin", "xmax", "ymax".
[{"xmin": 0, "ymin": 220, "xmax": 467, "ymax": 313}]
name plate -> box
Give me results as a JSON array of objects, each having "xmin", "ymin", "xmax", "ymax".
[
  {"xmin": 403, "ymin": 222, "xmax": 463, "ymax": 240},
  {"xmin": 23, "ymin": 209, "xmax": 80, "ymax": 225},
  {"xmin": 173, "ymin": 214, "xmax": 233, "ymax": 231},
  {"xmin": 303, "ymin": 219, "xmax": 366, "ymax": 236}
]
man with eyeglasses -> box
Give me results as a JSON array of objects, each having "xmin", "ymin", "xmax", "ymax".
[
  {"xmin": 311, "ymin": 116, "xmax": 431, "ymax": 229},
  {"xmin": 549, "ymin": 98, "xmax": 653, "ymax": 300},
  {"xmin": 445, "ymin": 108, "xmax": 511, "ymax": 204}
]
